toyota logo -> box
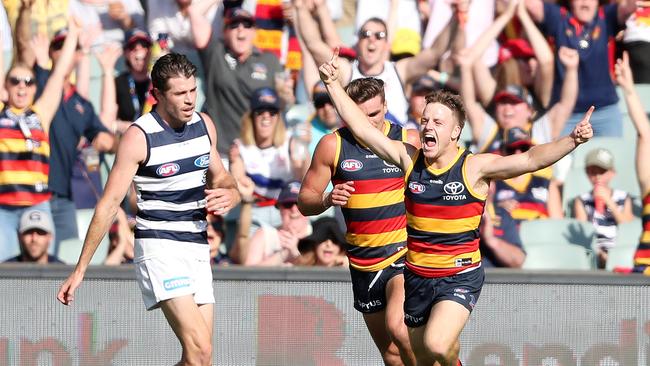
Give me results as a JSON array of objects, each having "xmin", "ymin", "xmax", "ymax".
[{"xmin": 443, "ymin": 181, "xmax": 465, "ymax": 195}]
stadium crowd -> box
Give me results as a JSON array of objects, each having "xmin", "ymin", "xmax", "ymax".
[{"xmin": 0, "ymin": 0, "xmax": 649, "ymax": 272}]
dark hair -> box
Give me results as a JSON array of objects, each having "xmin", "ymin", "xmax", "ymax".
[
  {"xmin": 151, "ymin": 53, "xmax": 197, "ymax": 92},
  {"xmin": 360, "ymin": 17, "xmax": 388, "ymax": 34},
  {"xmin": 345, "ymin": 77, "xmax": 385, "ymax": 104},
  {"xmin": 424, "ymin": 90, "xmax": 467, "ymax": 131}
]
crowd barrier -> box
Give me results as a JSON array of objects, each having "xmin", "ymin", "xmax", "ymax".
[{"xmin": 1, "ymin": 265, "xmax": 649, "ymax": 365}]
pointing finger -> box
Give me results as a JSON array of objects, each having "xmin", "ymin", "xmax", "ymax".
[{"xmin": 331, "ymin": 46, "xmax": 340, "ymax": 64}]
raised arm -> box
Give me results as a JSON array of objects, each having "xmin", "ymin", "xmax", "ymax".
[
  {"xmin": 33, "ymin": 22, "xmax": 80, "ymax": 132},
  {"xmin": 15, "ymin": 0, "xmax": 36, "ymax": 67},
  {"xmin": 321, "ymin": 49, "xmax": 413, "ymax": 171},
  {"xmin": 524, "ymin": 0, "xmax": 545, "ymax": 23},
  {"xmin": 188, "ymin": 0, "xmax": 221, "ymax": 50},
  {"xmin": 312, "ymin": 0, "xmax": 342, "ymax": 48},
  {"xmin": 615, "ymin": 52, "xmax": 650, "ymax": 194},
  {"xmin": 474, "ymin": 106, "xmax": 594, "ymax": 182},
  {"xmin": 617, "ymin": 0, "xmax": 637, "ymax": 25},
  {"xmin": 95, "ymin": 44, "xmax": 122, "ymax": 129},
  {"xmin": 57, "ymin": 125, "xmax": 146, "ymax": 305},
  {"xmin": 457, "ymin": 48, "xmax": 488, "ymax": 144},
  {"xmin": 517, "ymin": 0, "xmax": 553, "ymax": 107},
  {"xmin": 546, "ymin": 46, "xmax": 578, "ymax": 139}
]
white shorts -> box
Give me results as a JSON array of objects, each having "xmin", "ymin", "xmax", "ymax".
[{"xmin": 134, "ymin": 241, "xmax": 214, "ymax": 310}]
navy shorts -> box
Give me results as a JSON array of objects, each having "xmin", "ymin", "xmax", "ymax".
[
  {"xmin": 350, "ymin": 257, "xmax": 405, "ymax": 313},
  {"xmin": 404, "ymin": 266, "xmax": 484, "ymax": 328}
]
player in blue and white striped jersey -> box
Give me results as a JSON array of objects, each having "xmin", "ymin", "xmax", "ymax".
[{"xmin": 57, "ymin": 53, "xmax": 240, "ymax": 366}]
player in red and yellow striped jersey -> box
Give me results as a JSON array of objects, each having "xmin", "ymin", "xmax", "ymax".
[
  {"xmin": 299, "ymin": 77, "xmax": 420, "ymax": 366},
  {"xmin": 615, "ymin": 52, "xmax": 650, "ymax": 275},
  {"xmin": 317, "ymin": 47, "xmax": 594, "ymax": 366}
]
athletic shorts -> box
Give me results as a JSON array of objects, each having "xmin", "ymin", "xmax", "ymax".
[
  {"xmin": 404, "ymin": 266, "xmax": 484, "ymax": 328},
  {"xmin": 134, "ymin": 241, "xmax": 215, "ymax": 310},
  {"xmin": 350, "ymin": 257, "xmax": 405, "ymax": 313}
]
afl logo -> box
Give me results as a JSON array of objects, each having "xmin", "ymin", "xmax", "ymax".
[
  {"xmin": 156, "ymin": 163, "xmax": 180, "ymax": 177},
  {"xmin": 409, "ymin": 182, "xmax": 425, "ymax": 194},
  {"xmin": 341, "ymin": 159, "xmax": 363, "ymax": 172},
  {"xmin": 444, "ymin": 181, "xmax": 465, "ymax": 195},
  {"xmin": 194, "ymin": 154, "xmax": 210, "ymax": 168}
]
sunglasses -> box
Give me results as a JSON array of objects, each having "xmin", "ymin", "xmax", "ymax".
[
  {"xmin": 314, "ymin": 99, "xmax": 333, "ymax": 109},
  {"xmin": 226, "ymin": 20, "xmax": 254, "ymax": 30},
  {"xmin": 8, "ymin": 76, "xmax": 36, "ymax": 87},
  {"xmin": 358, "ymin": 30, "xmax": 387, "ymax": 41},
  {"xmin": 254, "ymin": 108, "xmax": 279, "ymax": 116},
  {"xmin": 279, "ymin": 202, "xmax": 297, "ymax": 209},
  {"xmin": 126, "ymin": 40, "xmax": 151, "ymax": 50}
]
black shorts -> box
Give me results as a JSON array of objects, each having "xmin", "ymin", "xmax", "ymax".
[
  {"xmin": 404, "ymin": 266, "xmax": 484, "ymax": 328},
  {"xmin": 350, "ymin": 257, "xmax": 405, "ymax": 313}
]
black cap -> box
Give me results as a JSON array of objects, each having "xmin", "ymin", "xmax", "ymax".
[
  {"xmin": 503, "ymin": 127, "xmax": 533, "ymax": 150},
  {"xmin": 250, "ymin": 87, "xmax": 280, "ymax": 112},
  {"xmin": 494, "ymin": 85, "xmax": 533, "ymax": 106},
  {"xmin": 124, "ymin": 28, "xmax": 153, "ymax": 48},
  {"xmin": 412, "ymin": 75, "xmax": 439, "ymax": 95},
  {"xmin": 224, "ymin": 7, "xmax": 255, "ymax": 26},
  {"xmin": 298, "ymin": 217, "xmax": 346, "ymax": 253},
  {"xmin": 312, "ymin": 81, "xmax": 331, "ymax": 108}
]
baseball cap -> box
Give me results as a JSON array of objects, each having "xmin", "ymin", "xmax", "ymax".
[
  {"xmin": 19, "ymin": 210, "xmax": 53, "ymax": 234},
  {"xmin": 224, "ymin": 7, "xmax": 255, "ymax": 26},
  {"xmin": 250, "ymin": 87, "xmax": 280, "ymax": 112},
  {"xmin": 124, "ymin": 28, "xmax": 153, "ymax": 48},
  {"xmin": 503, "ymin": 127, "xmax": 533, "ymax": 150},
  {"xmin": 50, "ymin": 28, "xmax": 76, "ymax": 50},
  {"xmin": 412, "ymin": 75, "xmax": 438, "ymax": 95},
  {"xmin": 391, "ymin": 28, "xmax": 421, "ymax": 57},
  {"xmin": 498, "ymin": 38, "xmax": 535, "ymax": 63},
  {"xmin": 494, "ymin": 85, "xmax": 533, "ymax": 106},
  {"xmin": 312, "ymin": 81, "xmax": 332, "ymax": 108},
  {"xmin": 298, "ymin": 217, "xmax": 346, "ymax": 253},
  {"xmin": 277, "ymin": 180, "xmax": 301, "ymax": 207},
  {"xmin": 585, "ymin": 148, "xmax": 614, "ymax": 170}
]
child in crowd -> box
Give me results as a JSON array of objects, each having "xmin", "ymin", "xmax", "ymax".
[{"xmin": 573, "ymin": 148, "xmax": 634, "ymax": 268}]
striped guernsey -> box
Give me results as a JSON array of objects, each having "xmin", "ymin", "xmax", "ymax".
[{"xmin": 633, "ymin": 193, "xmax": 650, "ymax": 274}]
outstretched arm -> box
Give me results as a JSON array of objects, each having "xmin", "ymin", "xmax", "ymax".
[
  {"xmin": 56, "ymin": 125, "xmax": 146, "ymax": 305},
  {"xmin": 615, "ymin": 52, "xmax": 650, "ymax": 194},
  {"xmin": 320, "ymin": 48, "xmax": 413, "ymax": 171},
  {"xmin": 188, "ymin": 0, "xmax": 221, "ymax": 49},
  {"xmin": 475, "ymin": 106, "xmax": 594, "ymax": 181}
]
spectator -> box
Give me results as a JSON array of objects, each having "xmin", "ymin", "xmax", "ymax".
[
  {"xmin": 492, "ymin": 127, "xmax": 563, "ymax": 221},
  {"xmin": 4, "ymin": 209, "xmax": 64, "ymax": 264},
  {"xmin": 0, "ymin": 21, "xmax": 79, "ymax": 261},
  {"xmin": 479, "ymin": 204, "xmax": 526, "ymax": 268},
  {"xmin": 295, "ymin": 0, "xmax": 455, "ymax": 127},
  {"xmin": 207, "ymin": 214, "xmax": 229, "ymax": 265},
  {"xmin": 406, "ymin": 74, "xmax": 440, "ymax": 130},
  {"xmin": 526, "ymin": 0, "xmax": 637, "ymax": 137},
  {"xmin": 240, "ymin": 181, "xmax": 311, "ymax": 266},
  {"xmin": 6, "ymin": 0, "xmax": 68, "ymax": 39},
  {"xmin": 307, "ymin": 81, "xmax": 340, "ymax": 155},
  {"xmin": 191, "ymin": 6, "xmax": 284, "ymax": 159},
  {"xmin": 460, "ymin": 45, "xmax": 579, "ymax": 154},
  {"xmin": 70, "ymin": 0, "xmax": 146, "ymax": 48},
  {"xmin": 229, "ymin": 87, "xmax": 308, "ymax": 230},
  {"xmin": 23, "ymin": 27, "xmax": 117, "ymax": 254},
  {"xmin": 149, "ymin": 0, "xmax": 223, "ymax": 54},
  {"xmin": 103, "ymin": 207, "xmax": 134, "ymax": 265},
  {"xmin": 574, "ymin": 147, "xmax": 634, "ymax": 268},
  {"xmin": 295, "ymin": 217, "xmax": 347, "ymax": 267},
  {"xmin": 622, "ymin": 5, "xmax": 650, "ymax": 83}
]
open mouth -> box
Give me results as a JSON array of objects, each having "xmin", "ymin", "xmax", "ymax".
[{"xmin": 423, "ymin": 132, "xmax": 437, "ymax": 149}]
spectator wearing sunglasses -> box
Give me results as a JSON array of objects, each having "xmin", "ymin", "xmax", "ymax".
[
  {"xmin": 190, "ymin": 6, "xmax": 284, "ymax": 162},
  {"xmin": 14, "ymin": 21, "xmax": 117, "ymax": 256},
  {"xmin": 229, "ymin": 88, "xmax": 307, "ymax": 234},
  {"xmin": 114, "ymin": 29, "xmax": 154, "ymax": 125},
  {"xmin": 295, "ymin": 2, "xmax": 457, "ymax": 127},
  {"xmin": 307, "ymin": 81, "xmax": 340, "ymax": 156},
  {"xmin": 492, "ymin": 127, "xmax": 563, "ymax": 223},
  {"xmin": 0, "ymin": 23, "xmax": 79, "ymax": 262}
]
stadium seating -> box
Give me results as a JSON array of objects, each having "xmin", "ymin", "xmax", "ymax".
[
  {"xmin": 57, "ymin": 237, "xmax": 84, "ymax": 265},
  {"xmin": 74, "ymin": 208, "xmax": 109, "ymax": 265},
  {"xmin": 519, "ymin": 218, "xmax": 596, "ymax": 250},
  {"xmin": 605, "ymin": 244, "xmax": 637, "ymax": 271},
  {"xmin": 522, "ymin": 244, "xmax": 594, "ymax": 270},
  {"xmin": 614, "ymin": 218, "xmax": 642, "ymax": 247}
]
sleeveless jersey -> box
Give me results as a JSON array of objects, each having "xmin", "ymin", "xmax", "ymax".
[
  {"xmin": 350, "ymin": 60, "xmax": 409, "ymax": 126},
  {"xmin": 332, "ymin": 121, "xmax": 408, "ymax": 272},
  {"xmin": 237, "ymin": 137, "xmax": 293, "ymax": 206},
  {"xmin": 405, "ymin": 148, "xmax": 486, "ymax": 278},
  {"xmin": 633, "ymin": 193, "xmax": 650, "ymax": 274},
  {"xmin": 0, "ymin": 106, "xmax": 51, "ymax": 206},
  {"xmin": 132, "ymin": 111, "xmax": 211, "ymax": 254},
  {"xmin": 579, "ymin": 189, "xmax": 628, "ymax": 249},
  {"xmin": 493, "ymin": 167, "xmax": 553, "ymax": 221}
]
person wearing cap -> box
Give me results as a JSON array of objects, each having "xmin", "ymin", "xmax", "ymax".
[
  {"xmin": 295, "ymin": 1, "xmax": 457, "ymax": 127},
  {"xmin": 615, "ymin": 52, "xmax": 650, "ymax": 275},
  {"xmin": 114, "ymin": 28, "xmax": 154, "ymax": 124},
  {"xmin": 4, "ymin": 210, "xmax": 63, "ymax": 264},
  {"xmin": 299, "ymin": 76, "xmax": 421, "ymax": 366},
  {"xmin": 0, "ymin": 19, "xmax": 81, "ymax": 262},
  {"xmin": 14, "ymin": 18, "xmax": 117, "ymax": 254},
  {"xmin": 294, "ymin": 217, "xmax": 347, "ymax": 267},
  {"xmin": 526, "ymin": 0, "xmax": 637, "ymax": 137},
  {"xmin": 406, "ymin": 74, "xmax": 440, "ymax": 131},
  {"xmin": 190, "ymin": 6, "xmax": 284, "ymax": 159},
  {"xmin": 461, "ymin": 43, "xmax": 579, "ymax": 155},
  {"xmin": 316, "ymin": 49, "xmax": 594, "ymax": 365},
  {"xmin": 229, "ymin": 87, "xmax": 308, "ymax": 233},
  {"xmin": 574, "ymin": 147, "xmax": 633, "ymax": 268},
  {"xmin": 239, "ymin": 180, "xmax": 312, "ymax": 266},
  {"xmin": 307, "ymin": 81, "xmax": 340, "ymax": 156},
  {"xmin": 58, "ymin": 53, "xmax": 240, "ymax": 366},
  {"xmin": 493, "ymin": 127, "xmax": 564, "ymax": 222}
]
